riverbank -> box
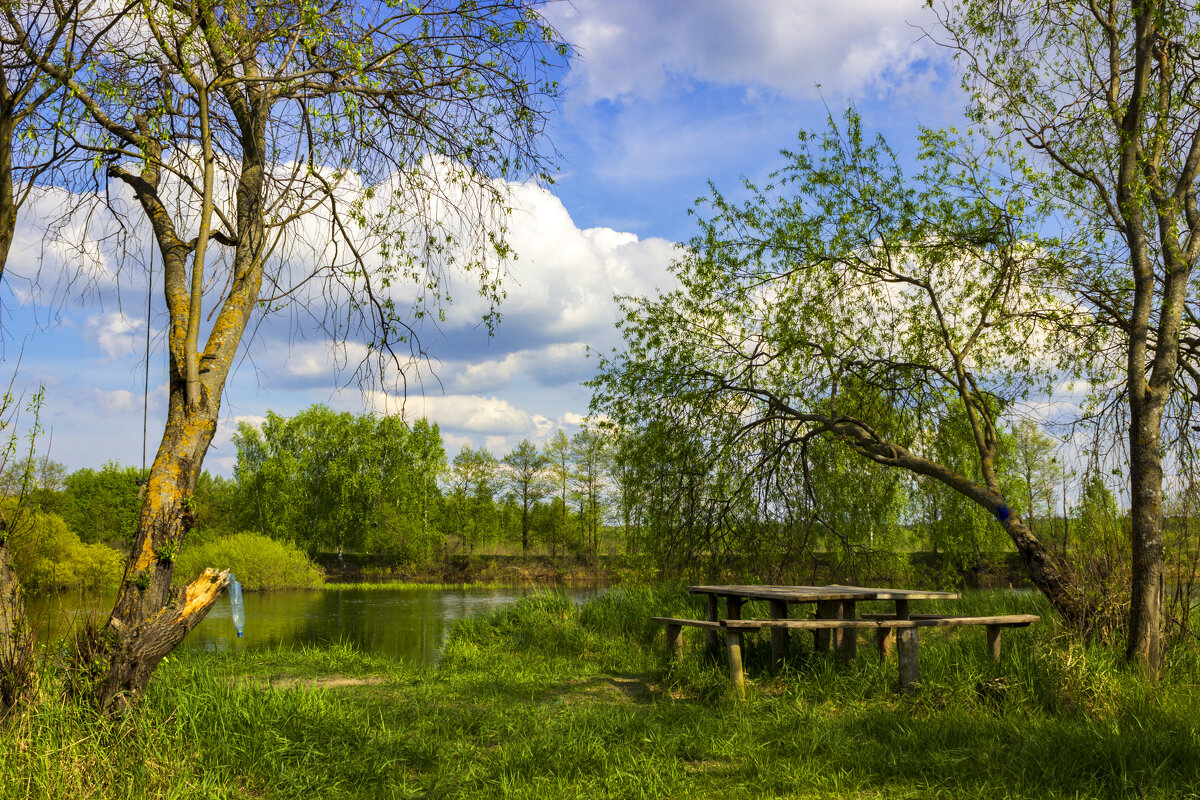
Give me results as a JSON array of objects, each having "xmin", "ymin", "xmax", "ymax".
[
  {"xmin": 5, "ymin": 587, "xmax": 1198, "ymax": 799},
  {"xmin": 314, "ymin": 552, "xmax": 631, "ymax": 585}
]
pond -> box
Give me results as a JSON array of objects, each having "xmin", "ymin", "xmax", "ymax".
[{"xmin": 29, "ymin": 584, "xmax": 606, "ymax": 665}]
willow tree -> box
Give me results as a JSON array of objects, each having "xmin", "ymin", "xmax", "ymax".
[
  {"xmin": 934, "ymin": 0, "xmax": 1200, "ymax": 672},
  {"xmin": 16, "ymin": 0, "xmax": 565, "ymax": 711},
  {"xmin": 592, "ymin": 114, "xmax": 1095, "ymax": 625}
]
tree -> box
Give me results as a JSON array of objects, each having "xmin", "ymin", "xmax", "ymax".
[
  {"xmin": 934, "ymin": 0, "xmax": 1200, "ymax": 670},
  {"xmin": 1011, "ymin": 419, "xmax": 1059, "ymax": 541},
  {"xmin": 60, "ymin": 462, "xmax": 143, "ymax": 547},
  {"xmin": 503, "ymin": 438, "xmax": 547, "ymax": 553},
  {"xmin": 592, "ymin": 113, "xmax": 1091, "ymax": 624},
  {"xmin": 15, "ymin": 0, "xmax": 566, "ymax": 710},
  {"xmin": 569, "ymin": 425, "xmax": 609, "ymax": 557},
  {"xmin": 445, "ymin": 444, "xmax": 500, "ymax": 555},
  {"xmin": 543, "ymin": 429, "xmax": 573, "ymax": 556}
]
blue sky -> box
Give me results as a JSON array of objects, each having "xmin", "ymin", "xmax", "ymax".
[{"xmin": 0, "ymin": 0, "xmax": 972, "ymax": 476}]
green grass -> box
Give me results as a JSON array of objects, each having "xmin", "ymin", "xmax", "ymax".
[{"xmin": 3, "ymin": 587, "xmax": 1200, "ymax": 798}]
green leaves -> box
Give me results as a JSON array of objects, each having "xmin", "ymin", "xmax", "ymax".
[{"xmin": 591, "ymin": 111, "xmax": 1087, "ymax": 574}]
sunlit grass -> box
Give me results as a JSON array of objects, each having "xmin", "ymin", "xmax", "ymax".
[{"xmin": 3, "ymin": 587, "xmax": 1199, "ymax": 799}]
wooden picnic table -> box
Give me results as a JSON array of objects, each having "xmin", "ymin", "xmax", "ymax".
[{"xmin": 657, "ymin": 584, "xmax": 1036, "ymax": 693}]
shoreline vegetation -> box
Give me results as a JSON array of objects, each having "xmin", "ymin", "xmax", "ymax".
[{"xmin": 4, "ymin": 586, "xmax": 1197, "ymax": 799}]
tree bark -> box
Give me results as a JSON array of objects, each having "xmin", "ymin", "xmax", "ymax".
[{"xmin": 0, "ymin": 536, "xmax": 34, "ymax": 715}]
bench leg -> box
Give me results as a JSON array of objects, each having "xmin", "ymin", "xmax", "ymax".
[
  {"xmin": 705, "ymin": 595, "xmax": 720, "ymax": 657},
  {"xmin": 769, "ymin": 599, "xmax": 788, "ymax": 675},
  {"xmin": 837, "ymin": 600, "xmax": 857, "ymax": 665},
  {"xmin": 986, "ymin": 624, "xmax": 1002, "ymax": 661},
  {"xmin": 875, "ymin": 627, "xmax": 894, "ymax": 656},
  {"xmin": 897, "ymin": 628, "xmax": 919, "ymax": 688},
  {"xmin": 726, "ymin": 630, "xmax": 745, "ymax": 697},
  {"xmin": 665, "ymin": 623, "xmax": 683, "ymax": 660}
]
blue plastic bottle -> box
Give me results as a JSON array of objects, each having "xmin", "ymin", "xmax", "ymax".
[{"xmin": 228, "ymin": 574, "xmax": 245, "ymax": 638}]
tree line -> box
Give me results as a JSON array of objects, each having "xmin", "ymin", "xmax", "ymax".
[{"xmin": 0, "ymin": 406, "xmax": 628, "ymax": 582}]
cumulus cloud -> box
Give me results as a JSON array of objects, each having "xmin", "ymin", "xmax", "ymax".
[
  {"xmin": 443, "ymin": 183, "xmax": 678, "ymax": 338},
  {"xmin": 85, "ymin": 312, "xmax": 143, "ymax": 360},
  {"xmin": 546, "ymin": 0, "xmax": 940, "ymax": 103}
]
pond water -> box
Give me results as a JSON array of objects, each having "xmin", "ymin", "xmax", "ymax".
[{"xmin": 29, "ymin": 584, "xmax": 605, "ymax": 665}]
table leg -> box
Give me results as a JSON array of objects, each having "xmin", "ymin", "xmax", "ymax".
[
  {"xmin": 814, "ymin": 599, "xmax": 836, "ymax": 652},
  {"xmin": 769, "ymin": 599, "xmax": 788, "ymax": 675},
  {"xmin": 897, "ymin": 627, "xmax": 919, "ymax": 688},
  {"xmin": 726, "ymin": 629, "xmax": 745, "ymax": 697},
  {"xmin": 705, "ymin": 595, "xmax": 720, "ymax": 657},
  {"xmin": 726, "ymin": 597, "xmax": 743, "ymax": 620},
  {"xmin": 837, "ymin": 600, "xmax": 857, "ymax": 664}
]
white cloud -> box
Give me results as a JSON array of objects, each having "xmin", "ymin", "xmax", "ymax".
[
  {"xmin": 443, "ymin": 183, "xmax": 678, "ymax": 338},
  {"xmin": 547, "ymin": 0, "xmax": 940, "ymax": 103},
  {"xmin": 86, "ymin": 312, "xmax": 143, "ymax": 360},
  {"xmin": 368, "ymin": 392, "xmax": 535, "ymax": 435},
  {"xmin": 91, "ymin": 387, "xmax": 136, "ymax": 415}
]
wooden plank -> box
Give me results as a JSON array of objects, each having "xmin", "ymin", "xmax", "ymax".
[
  {"xmin": 650, "ymin": 616, "xmax": 724, "ymax": 629},
  {"xmin": 720, "ymin": 614, "xmax": 1039, "ymax": 630},
  {"xmin": 769, "ymin": 599, "xmax": 788, "ymax": 675},
  {"xmin": 687, "ymin": 585, "xmax": 960, "ymax": 603}
]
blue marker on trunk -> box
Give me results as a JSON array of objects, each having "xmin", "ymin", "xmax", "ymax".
[
  {"xmin": 996, "ymin": 504, "xmax": 1010, "ymax": 522},
  {"xmin": 228, "ymin": 574, "xmax": 245, "ymax": 637}
]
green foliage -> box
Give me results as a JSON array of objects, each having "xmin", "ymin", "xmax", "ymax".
[
  {"xmin": 590, "ymin": 111, "xmax": 1086, "ymax": 590},
  {"xmin": 234, "ymin": 407, "xmax": 446, "ymax": 564},
  {"xmin": 173, "ymin": 532, "xmax": 323, "ymax": 591},
  {"xmin": 0, "ymin": 455, "xmax": 69, "ymax": 516},
  {"xmin": 444, "ymin": 443, "xmax": 501, "ymax": 555},
  {"xmin": 59, "ymin": 461, "xmax": 142, "ymax": 546},
  {"xmin": 3, "ymin": 500, "xmax": 123, "ymax": 592}
]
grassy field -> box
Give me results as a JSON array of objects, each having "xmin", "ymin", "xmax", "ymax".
[{"xmin": 2, "ymin": 587, "xmax": 1199, "ymax": 799}]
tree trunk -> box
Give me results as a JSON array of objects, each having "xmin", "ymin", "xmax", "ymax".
[
  {"xmin": 1127, "ymin": 401, "xmax": 1166, "ymax": 672},
  {"xmin": 87, "ymin": 394, "xmax": 231, "ymax": 712},
  {"xmin": 0, "ymin": 537, "xmax": 34, "ymax": 715}
]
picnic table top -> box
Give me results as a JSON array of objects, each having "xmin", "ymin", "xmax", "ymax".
[{"xmin": 686, "ymin": 584, "xmax": 961, "ymax": 603}]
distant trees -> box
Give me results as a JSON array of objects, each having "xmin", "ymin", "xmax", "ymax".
[
  {"xmin": 503, "ymin": 439, "xmax": 548, "ymax": 553},
  {"xmin": 445, "ymin": 444, "xmax": 501, "ymax": 556},
  {"xmin": 233, "ymin": 408, "xmax": 446, "ymax": 562}
]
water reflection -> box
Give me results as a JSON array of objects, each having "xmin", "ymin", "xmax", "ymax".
[{"xmin": 29, "ymin": 585, "xmax": 604, "ymax": 666}]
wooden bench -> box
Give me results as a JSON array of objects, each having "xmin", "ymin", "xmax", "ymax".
[{"xmin": 653, "ymin": 613, "xmax": 1039, "ymax": 693}]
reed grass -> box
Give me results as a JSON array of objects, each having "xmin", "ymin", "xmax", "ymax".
[{"xmin": 2, "ymin": 587, "xmax": 1198, "ymax": 799}]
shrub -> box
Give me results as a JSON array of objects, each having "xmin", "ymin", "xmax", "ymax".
[
  {"xmin": 174, "ymin": 532, "xmax": 323, "ymax": 590},
  {"xmin": 4, "ymin": 501, "xmax": 124, "ymax": 592}
]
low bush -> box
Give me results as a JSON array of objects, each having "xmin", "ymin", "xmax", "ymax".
[
  {"xmin": 174, "ymin": 532, "xmax": 323, "ymax": 590},
  {"xmin": 4, "ymin": 501, "xmax": 124, "ymax": 592}
]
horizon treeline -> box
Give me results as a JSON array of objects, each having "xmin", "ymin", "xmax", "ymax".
[{"xmin": 7, "ymin": 403, "xmax": 1190, "ymax": 601}]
